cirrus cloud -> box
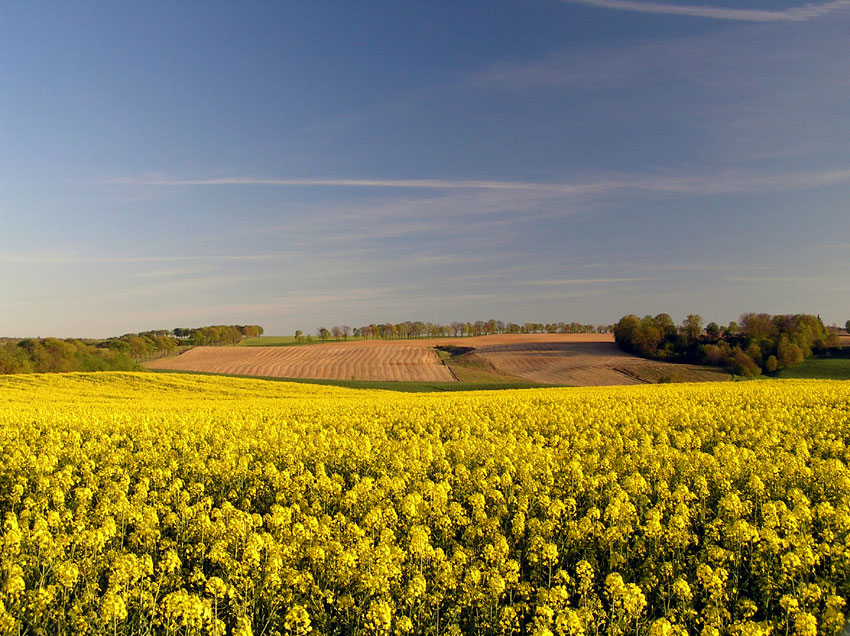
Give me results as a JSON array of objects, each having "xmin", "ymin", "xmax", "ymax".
[{"xmin": 561, "ymin": 0, "xmax": 850, "ymax": 22}]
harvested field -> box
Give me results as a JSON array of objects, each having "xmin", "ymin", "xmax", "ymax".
[
  {"xmin": 147, "ymin": 334, "xmax": 729, "ymax": 386},
  {"xmin": 474, "ymin": 341, "xmax": 731, "ymax": 386},
  {"xmin": 145, "ymin": 344, "xmax": 455, "ymax": 382}
]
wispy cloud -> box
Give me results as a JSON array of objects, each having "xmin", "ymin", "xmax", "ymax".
[
  {"xmin": 526, "ymin": 277, "xmax": 649, "ymax": 285},
  {"xmin": 725, "ymin": 275, "xmax": 834, "ymax": 284},
  {"xmin": 561, "ymin": 0, "xmax": 850, "ymax": 22},
  {"xmin": 131, "ymin": 267, "xmax": 209, "ymax": 279},
  {"xmin": 109, "ymin": 175, "xmax": 616, "ymax": 194},
  {"xmin": 110, "ymin": 167, "xmax": 850, "ymax": 198},
  {"xmin": 0, "ymin": 252, "xmax": 294, "ymax": 265}
]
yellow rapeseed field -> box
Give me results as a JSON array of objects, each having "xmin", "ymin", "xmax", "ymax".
[{"xmin": 1, "ymin": 373, "xmax": 849, "ymax": 636}]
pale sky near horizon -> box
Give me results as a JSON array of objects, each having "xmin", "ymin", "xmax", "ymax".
[{"xmin": 2, "ymin": 1, "xmax": 849, "ymax": 338}]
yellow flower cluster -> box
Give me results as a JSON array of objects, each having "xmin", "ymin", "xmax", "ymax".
[{"xmin": 1, "ymin": 372, "xmax": 849, "ymax": 635}]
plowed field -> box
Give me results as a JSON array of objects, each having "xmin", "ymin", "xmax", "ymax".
[
  {"xmin": 145, "ymin": 344, "xmax": 455, "ymax": 382},
  {"xmin": 473, "ymin": 341, "xmax": 730, "ymax": 385},
  {"xmin": 146, "ymin": 334, "xmax": 729, "ymax": 386}
]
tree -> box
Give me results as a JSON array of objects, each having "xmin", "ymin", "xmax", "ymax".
[
  {"xmin": 238, "ymin": 325, "xmax": 261, "ymax": 338},
  {"xmin": 704, "ymin": 342, "xmax": 730, "ymax": 366},
  {"xmin": 653, "ymin": 314, "xmax": 676, "ymax": 339},
  {"xmin": 729, "ymin": 347, "xmax": 761, "ymax": 377},
  {"xmin": 318, "ymin": 327, "xmax": 330, "ymax": 342},
  {"xmin": 745, "ymin": 342, "xmax": 763, "ymax": 366},
  {"xmin": 777, "ymin": 336, "xmax": 804, "ymax": 368},
  {"xmin": 294, "ymin": 330, "xmax": 304, "ymax": 343},
  {"xmin": 614, "ymin": 315, "xmax": 642, "ymax": 352},
  {"xmin": 681, "ymin": 314, "xmax": 703, "ymax": 342},
  {"xmin": 846, "ymin": 319, "xmax": 850, "ymax": 333},
  {"xmin": 765, "ymin": 355, "xmax": 779, "ymax": 373},
  {"xmin": 740, "ymin": 313, "xmax": 776, "ymax": 341}
]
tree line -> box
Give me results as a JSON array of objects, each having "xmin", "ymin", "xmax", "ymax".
[
  {"xmin": 0, "ymin": 324, "xmax": 264, "ymax": 374},
  {"xmin": 0, "ymin": 338, "xmax": 138, "ymax": 374},
  {"xmin": 614, "ymin": 313, "xmax": 839, "ymax": 377},
  {"xmin": 172, "ymin": 324, "xmax": 264, "ymax": 345},
  {"xmin": 301, "ymin": 320, "xmax": 611, "ymax": 343}
]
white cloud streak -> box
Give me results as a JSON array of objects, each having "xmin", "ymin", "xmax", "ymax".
[
  {"xmin": 526, "ymin": 277, "xmax": 649, "ymax": 285},
  {"xmin": 111, "ymin": 167, "xmax": 850, "ymax": 197},
  {"xmin": 111, "ymin": 176, "xmax": 616, "ymax": 194},
  {"xmin": 0, "ymin": 253, "xmax": 295, "ymax": 265},
  {"xmin": 561, "ymin": 0, "xmax": 850, "ymax": 22},
  {"xmin": 725, "ymin": 275, "xmax": 832, "ymax": 284}
]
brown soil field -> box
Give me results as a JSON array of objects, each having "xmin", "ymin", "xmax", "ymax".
[
  {"xmin": 473, "ymin": 341, "xmax": 730, "ymax": 386},
  {"xmin": 146, "ymin": 334, "xmax": 730, "ymax": 386},
  {"xmin": 145, "ymin": 344, "xmax": 455, "ymax": 382}
]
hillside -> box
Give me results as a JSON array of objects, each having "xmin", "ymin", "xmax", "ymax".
[{"xmin": 146, "ymin": 334, "xmax": 731, "ymax": 386}]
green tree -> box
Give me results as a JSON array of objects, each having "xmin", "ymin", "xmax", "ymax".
[
  {"xmin": 614, "ymin": 315, "xmax": 642, "ymax": 353},
  {"xmin": 681, "ymin": 314, "xmax": 703, "ymax": 342},
  {"xmin": 729, "ymin": 347, "xmax": 761, "ymax": 378},
  {"xmin": 765, "ymin": 355, "xmax": 779, "ymax": 373},
  {"xmin": 777, "ymin": 336, "xmax": 804, "ymax": 368},
  {"xmin": 653, "ymin": 313, "xmax": 676, "ymax": 340},
  {"xmin": 740, "ymin": 313, "xmax": 777, "ymax": 341},
  {"xmin": 383, "ymin": 323, "xmax": 396, "ymax": 339}
]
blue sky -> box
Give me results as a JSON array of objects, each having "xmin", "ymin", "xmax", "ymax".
[{"xmin": 2, "ymin": 1, "xmax": 849, "ymax": 337}]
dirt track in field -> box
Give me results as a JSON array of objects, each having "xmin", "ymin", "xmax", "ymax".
[{"xmin": 145, "ymin": 344, "xmax": 455, "ymax": 382}]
